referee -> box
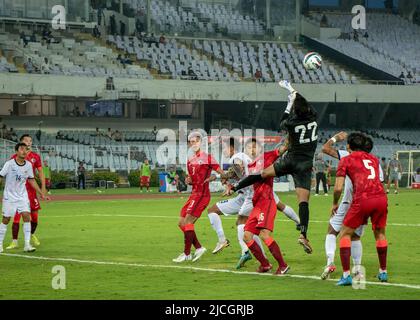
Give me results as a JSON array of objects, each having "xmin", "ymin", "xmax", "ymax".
[{"xmin": 314, "ymin": 153, "xmax": 328, "ymax": 196}]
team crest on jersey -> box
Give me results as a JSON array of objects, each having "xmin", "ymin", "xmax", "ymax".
[{"xmin": 31, "ymin": 158, "xmax": 36, "ymax": 163}]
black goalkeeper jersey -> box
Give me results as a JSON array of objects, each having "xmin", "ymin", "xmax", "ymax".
[{"xmin": 280, "ymin": 109, "xmax": 318, "ymax": 160}]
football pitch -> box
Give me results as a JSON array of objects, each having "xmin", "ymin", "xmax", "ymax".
[{"xmin": 1, "ymin": 189, "xmax": 420, "ymax": 300}]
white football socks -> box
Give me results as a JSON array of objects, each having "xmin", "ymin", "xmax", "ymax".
[
  {"xmin": 351, "ymin": 240, "xmax": 363, "ymax": 266},
  {"xmin": 23, "ymin": 222, "xmax": 31, "ymax": 247},
  {"xmin": 208, "ymin": 212, "xmax": 226, "ymax": 243},
  {"xmin": 325, "ymin": 234, "xmax": 337, "ymax": 265},
  {"xmin": 0, "ymin": 223, "xmax": 7, "ymax": 247},
  {"xmin": 237, "ymin": 224, "xmax": 249, "ymax": 255},
  {"xmin": 282, "ymin": 205, "xmax": 300, "ymax": 225},
  {"xmin": 236, "ymin": 224, "xmax": 266, "ymax": 256}
]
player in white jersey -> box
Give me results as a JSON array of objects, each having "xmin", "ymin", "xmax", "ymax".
[
  {"xmin": 208, "ymin": 138, "xmax": 300, "ymax": 269},
  {"xmin": 320, "ymin": 132, "xmax": 383, "ymax": 280},
  {"xmin": 0, "ymin": 143, "xmax": 47, "ymax": 253}
]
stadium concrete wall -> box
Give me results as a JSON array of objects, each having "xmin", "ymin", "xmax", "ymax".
[{"xmin": 1, "ymin": 73, "xmax": 420, "ymax": 104}]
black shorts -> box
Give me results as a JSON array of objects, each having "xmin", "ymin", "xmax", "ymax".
[{"xmin": 273, "ymin": 155, "xmax": 313, "ymax": 191}]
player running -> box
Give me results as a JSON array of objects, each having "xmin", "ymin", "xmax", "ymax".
[
  {"xmin": 0, "ymin": 143, "xmax": 47, "ymax": 253},
  {"xmin": 208, "ymin": 137, "xmax": 300, "ymax": 269},
  {"xmin": 228, "ymin": 80, "xmax": 318, "ymax": 254},
  {"xmin": 320, "ymin": 132, "xmax": 383, "ymax": 280},
  {"xmin": 172, "ymin": 131, "xmax": 225, "ymax": 263},
  {"xmin": 226, "ymin": 142, "xmax": 290, "ymax": 274},
  {"xmin": 333, "ymin": 132, "xmax": 389, "ymax": 286},
  {"xmin": 7, "ymin": 134, "xmax": 46, "ymax": 250}
]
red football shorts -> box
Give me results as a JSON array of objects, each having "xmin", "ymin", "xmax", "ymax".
[
  {"xmin": 180, "ymin": 194, "xmax": 210, "ymax": 218},
  {"xmin": 140, "ymin": 176, "xmax": 150, "ymax": 186},
  {"xmin": 343, "ymin": 195, "xmax": 388, "ymax": 230},
  {"xmin": 245, "ymin": 199, "xmax": 277, "ymax": 235},
  {"xmin": 27, "ymin": 184, "xmax": 41, "ymax": 211}
]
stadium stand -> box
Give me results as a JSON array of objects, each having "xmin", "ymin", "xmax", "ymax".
[
  {"xmin": 108, "ymin": 35, "xmax": 238, "ymax": 81},
  {"xmin": 194, "ymin": 40, "xmax": 358, "ymax": 83},
  {"xmin": 2, "ymin": 127, "xmax": 418, "ymax": 173},
  {"xmin": 306, "ymin": 12, "xmax": 420, "ymax": 84},
  {"xmin": 124, "ymin": 0, "xmax": 265, "ymax": 36},
  {"xmin": 108, "ymin": 33, "xmax": 360, "ymax": 83},
  {"xmin": 0, "ymin": 55, "xmax": 18, "ymax": 73},
  {"xmin": 0, "ymin": 31, "xmax": 152, "ymax": 79}
]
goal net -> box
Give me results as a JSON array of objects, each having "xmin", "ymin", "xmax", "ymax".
[{"xmin": 396, "ymin": 150, "xmax": 420, "ymax": 188}]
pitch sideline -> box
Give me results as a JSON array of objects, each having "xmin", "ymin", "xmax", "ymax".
[{"xmin": 2, "ymin": 253, "xmax": 420, "ymax": 291}]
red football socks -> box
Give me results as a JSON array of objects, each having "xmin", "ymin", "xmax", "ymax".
[
  {"xmin": 184, "ymin": 224, "xmax": 201, "ymax": 255},
  {"xmin": 30, "ymin": 212, "xmax": 38, "ymax": 234},
  {"xmin": 12, "ymin": 223, "xmax": 19, "ymax": 240},
  {"xmin": 265, "ymin": 237, "xmax": 287, "ymax": 269},
  {"xmin": 376, "ymin": 239, "xmax": 388, "ymax": 271},
  {"xmin": 339, "ymin": 237, "xmax": 352, "ymax": 272},
  {"xmin": 247, "ymin": 239, "xmax": 270, "ymax": 267}
]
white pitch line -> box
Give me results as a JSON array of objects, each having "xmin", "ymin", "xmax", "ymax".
[
  {"xmin": 41, "ymin": 214, "xmax": 420, "ymax": 228},
  {"xmin": 1, "ymin": 253, "xmax": 420, "ymax": 291}
]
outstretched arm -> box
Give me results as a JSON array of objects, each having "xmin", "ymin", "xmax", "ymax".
[{"xmin": 322, "ymin": 131, "xmax": 348, "ymax": 159}]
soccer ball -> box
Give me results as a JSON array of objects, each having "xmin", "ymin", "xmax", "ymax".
[{"xmin": 303, "ymin": 52, "xmax": 322, "ymax": 70}]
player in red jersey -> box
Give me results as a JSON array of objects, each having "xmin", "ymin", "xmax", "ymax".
[
  {"xmin": 172, "ymin": 130, "xmax": 225, "ymax": 263},
  {"xmin": 333, "ymin": 132, "xmax": 389, "ymax": 286},
  {"xmin": 6, "ymin": 134, "xmax": 46, "ymax": 250},
  {"xmin": 227, "ymin": 141, "xmax": 290, "ymax": 275}
]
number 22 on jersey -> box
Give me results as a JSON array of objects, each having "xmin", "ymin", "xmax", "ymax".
[{"xmin": 294, "ymin": 121, "xmax": 318, "ymax": 144}]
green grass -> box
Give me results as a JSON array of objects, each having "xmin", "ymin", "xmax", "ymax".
[
  {"xmin": 42, "ymin": 187, "xmax": 160, "ymax": 195},
  {"xmin": 1, "ymin": 189, "xmax": 420, "ymax": 300}
]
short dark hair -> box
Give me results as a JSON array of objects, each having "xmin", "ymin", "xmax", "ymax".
[
  {"xmin": 363, "ymin": 134, "xmax": 373, "ymax": 153},
  {"xmin": 19, "ymin": 134, "xmax": 32, "ymax": 142},
  {"xmin": 293, "ymin": 93, "xmax": 311, "ymax": 118},
  {"xmin": 15, "ymin": 142, "xmax": 27, "ymax": 151},
  {"xmin": 347, "ymin": 132, "xmax": 366, "ymax": 152},
  {"xmin": 227, "ymin": 137, "xmax": 240, "ymax": 152},
  {"xmin": 245, "ymin": 137, "xmax": 262, "ymax": 149}
]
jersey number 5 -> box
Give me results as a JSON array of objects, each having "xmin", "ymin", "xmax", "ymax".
[
  {"xmin": 363, "ymin": 160, "xmax": 376, "ymax": 179},
  {"xmin": 295, "ymin": 121, "xmax": 318, "ymax": 144}
]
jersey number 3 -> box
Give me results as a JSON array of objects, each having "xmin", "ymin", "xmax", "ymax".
[
  {"xmin": 295, "ymin": 122, "xmax": 318, "ymax": 144},
  {"xmin": 363, "ymin": 160, "xmax": 376, "ymax": 179}
]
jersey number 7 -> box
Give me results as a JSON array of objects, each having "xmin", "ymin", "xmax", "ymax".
[{"xmin": 294, "ymin": 121, "xmax": 318, "ymax": 144}]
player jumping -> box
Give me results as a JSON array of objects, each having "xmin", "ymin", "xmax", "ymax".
[
  {"xmin": 333, "ymin": 132, "xmax": 389, "ymax": 286},
  {"xmin": 0, "ymin": 143, "xmax": 48, "ymax": 253},
  {"xmin": 7, "ymin": 134, "xmax": 46, "ymax": 250},
  {"xmin": 228, "ymin": 80, "xmax": 318, "ymax": 254},
  {"xmin": 172, "ymin": 131, "xmax": 225, "ymax": 263}
]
